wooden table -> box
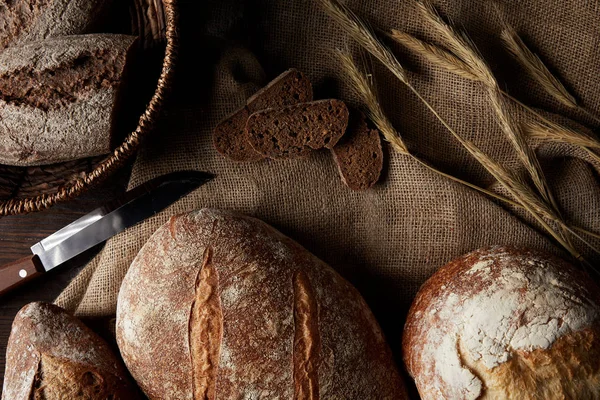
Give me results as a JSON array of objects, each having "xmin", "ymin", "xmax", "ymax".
[{"xmin": 0, "ymin": 167, "xmax": 131, "ymax": 391}]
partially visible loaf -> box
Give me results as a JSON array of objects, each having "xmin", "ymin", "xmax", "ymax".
[
  {"xmin": 213, "ymin": 68, "xmax": 313, "ymax": 162},
  {"xmin": 332, "ymin": 112, "xmax": 383, "ymax": 190},
  {"xmin": 403, "ymin": 246, "xmax": 600, "ymax": 400},
  {"xmin": 0, "ymin": 0, "xmax": 114, "ymax": 49},
  {"xmin": 246, "ymin": 99, "xmax": 349, "ymax": 159},
  {"xmin": 0, "ymin": 34, "xmax": 137, "ymax": 166},
  {"xmin": 116, "ymin": 208, "xmax": 407, "ymax": 399},
  {"xmin": 2, "ymin": 302, "xmax": 140, "ymax": 400}
]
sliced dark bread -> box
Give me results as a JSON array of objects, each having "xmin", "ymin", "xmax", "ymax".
[
  {"xmin": 246, "ymin": 69, "xmax": 313, "ymax": 112},
  {"xmin": 331, "ymin": 113, "xmax": 383, "ymax": 191},
  {"xmin": 213, "ymin": 108, "xmax": 263, "ymax": 162},
  {"xmin": 213, "ymin": 69, "xmax": 313, "ymax": 162},
  {"xmin": 246, "ymin": 99, "xmax": 349, "ymax": 159}
]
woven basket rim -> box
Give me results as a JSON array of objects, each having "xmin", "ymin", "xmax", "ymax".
[{"xmin": 0, "ymin": 0, "xmax": 178, "ymax": 216}]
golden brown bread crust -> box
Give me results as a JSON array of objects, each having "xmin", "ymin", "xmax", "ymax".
[
  {"xmin": 403, "ymin": 246, "xmax": 600, "ymax": 400},
  {"xmin": 2, "ymin": 302, "xmax": 140, "ymax": 400},
  {"xmin": 116, "ymin": 208, "xmax": 407, "ymax": 399}
]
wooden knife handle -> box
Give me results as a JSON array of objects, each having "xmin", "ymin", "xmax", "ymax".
[{"xmin": 0, "ymin": 255, "xmax": 44, "ymax": 296}]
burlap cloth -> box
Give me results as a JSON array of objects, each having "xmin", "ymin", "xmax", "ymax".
[{"xmin": 56, "ymin": 0, "xmax": 600, "ymax": 357}]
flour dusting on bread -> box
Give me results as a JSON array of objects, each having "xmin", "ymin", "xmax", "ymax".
[{"xmin": 404, "ymin": 246, "xmax": 600, "ymax": 399}]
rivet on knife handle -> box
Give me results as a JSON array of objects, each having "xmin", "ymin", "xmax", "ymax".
[{"xmin": 0, "ymin": 255, "xmax": 44, "ymax": 296}]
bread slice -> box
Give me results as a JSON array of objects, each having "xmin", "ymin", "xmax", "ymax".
[
  {"xmin": 246, "ymin": 99, "xmax": 349, "ymax": 159},
  {"xmin": 246, "ymin": 69, "xmax": 313, "ymax": 113},
  {"xmin": 331, "ymin": 113, "xmax": 383, "ymax": 190},
  {"xmin": 2, "ymin": 302, "xmax": 140, "ymax": 400},
  {"xmin": 213, "ymin": 69, "xmax": 313, "ymax": 162}
]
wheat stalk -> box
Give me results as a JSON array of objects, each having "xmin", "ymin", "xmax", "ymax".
[
  {"xmin": 318, "ymin": 0, "xmax": 590, "ymax": 260},
  {"xmin": 388, "ymin": 30, "xmax": 481, "ymax": 81}
]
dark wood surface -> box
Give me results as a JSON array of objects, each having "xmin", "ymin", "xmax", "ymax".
[{"xmin": 0, "ymin": 167, "xmax": 131, "ymax": 392}]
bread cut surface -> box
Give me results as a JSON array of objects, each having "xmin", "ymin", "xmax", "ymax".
[
  {"xmin": 116, "ymin": 208, "xmax": 406, "ymax": 399},
  {"xmin": 0, "ymin": 34, "xmax": 136, "ymax": 166},
  {"xmin": 213, "ymin": 68, "xmax": 313, "ymax": 162},
  {"xmin": 331, "ymin": 112, "xmax": 383, "ymax": 190},
  {"xmin": 0, "ymin": 0, "xmax": 114, "ymax": 49},
  {"xmin": 246, "ymin": 99, "xmax": 349, "ymax": 159},
  {"xmin": 403, "ymin": 246, "xmax": 600, "ymax": 400},
  {"xmin": 2, "ymin": 302, "xmax": 140, "ymax": 400}
]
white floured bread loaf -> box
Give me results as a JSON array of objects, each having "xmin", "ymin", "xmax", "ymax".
[
  {"xmin": 2, "ymin": 302, "xmax": 140, "ymax": 400},
  {"xmin": 0, "ymin": 34, "xmax": 137, "ymax": 166},
  {"xmin": 116, "ymin": 208, "xmax": 407, "ymax": 399},
  {"xmin": 403, "ymin": 246, "xmax": 600, "ymax": 400}
]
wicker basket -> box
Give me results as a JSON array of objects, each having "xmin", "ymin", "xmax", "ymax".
[{"xmin": 0, "ymin": 0, "xmax": 178, "ymax": 216}]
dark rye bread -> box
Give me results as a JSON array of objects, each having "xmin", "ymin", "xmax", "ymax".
[
  {"xmin": 2, "ymin": 302, "xmax": 140, "ymax": 400},
  {"xmin": 0, "ymin": 0, "xmax": 114, "ymax": 49},
  {"xmin": 213, "ymin": 68, "xmax": 313, "ymax": 162},
  {"xmin": 0, "ymin": 34, "xmax": 137, "ymax": 166},
  {"xmin": 246, "ymin": 99, "xmax": 349, "ymax": 159},
  {"xmin": 116, "ymin": 209, "xmax": 407, "ymax": 399},
  {"xmin": 332, "ymin": 112, "xmax": 383, "ymax": 190}
]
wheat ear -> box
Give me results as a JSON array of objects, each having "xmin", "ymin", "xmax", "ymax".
[
  {"xmin": 501, "ymin": 26, "xmax": 576, "ymax": 108},
  {"xmin": 318, "ymin": 0, "xmax": 407, "ymax": 84},
  {"xmin": 416, "ymin": 0, "xmax": 495, "ymax": 85},
  {"xmin": 501, "ymin": 24, "xmax": 600, "ymax": 125},
  {"xmin": 388, "ymin": 30, "xmax": 481, "ymax": 81},
  {"xmin": 388, "ymin": 28, "xmax": 600, "ymax": 157}
]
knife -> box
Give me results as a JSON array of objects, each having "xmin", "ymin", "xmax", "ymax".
[{"xmin": 0, "ymin": 170, "xmax": 214, "ymax": 296}]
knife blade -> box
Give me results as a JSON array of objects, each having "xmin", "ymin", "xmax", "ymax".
[{"xmin": 0, "ymin": 170, "xmax": 214, "ymax": 296}]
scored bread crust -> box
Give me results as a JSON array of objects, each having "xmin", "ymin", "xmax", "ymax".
[
  {"xmin": 0, "ymin": 34, "xmax": 137, "ymax": 166},
  {"xmin": 116, "ymin": 208, "xmax": 406, "ymax": 399},
  {"xmin": 403, "ymin": 246, "xmax": 600, "ymax": 400},
  {"xmin": 2, "ymin": 302, "xmax": 140, "ymax": 400}
]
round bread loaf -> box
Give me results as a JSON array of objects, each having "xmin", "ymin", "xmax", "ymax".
[
  {"xmin": 403, "ymin": 246, "xmax": 600, "ymax": 399},
  {"xmin": 116, "ymin": 208, "xmax": 406, "ymax": 399},
  {"xmin": 2, "ymin": 302, "xmax": 140, "ymax": 400}
]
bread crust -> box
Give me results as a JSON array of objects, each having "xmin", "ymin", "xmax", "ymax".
[
  {"xmin": 2, "ymin": 302, "xmax": 140, "ymax": 400},
  {"xmin": 403, "ymin": 246, "xmax": 600, "ymax": 399},
  {"xmin": 0, "ymin": 34, "xmax": 136, "ymax": 166},
  {"xmin": 0, "ymin": 0, "xmax": 114, "ymax": 49},
  {"xmin": 116, "ymin": 208, "xmax": 406, "ymax": 399}
]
